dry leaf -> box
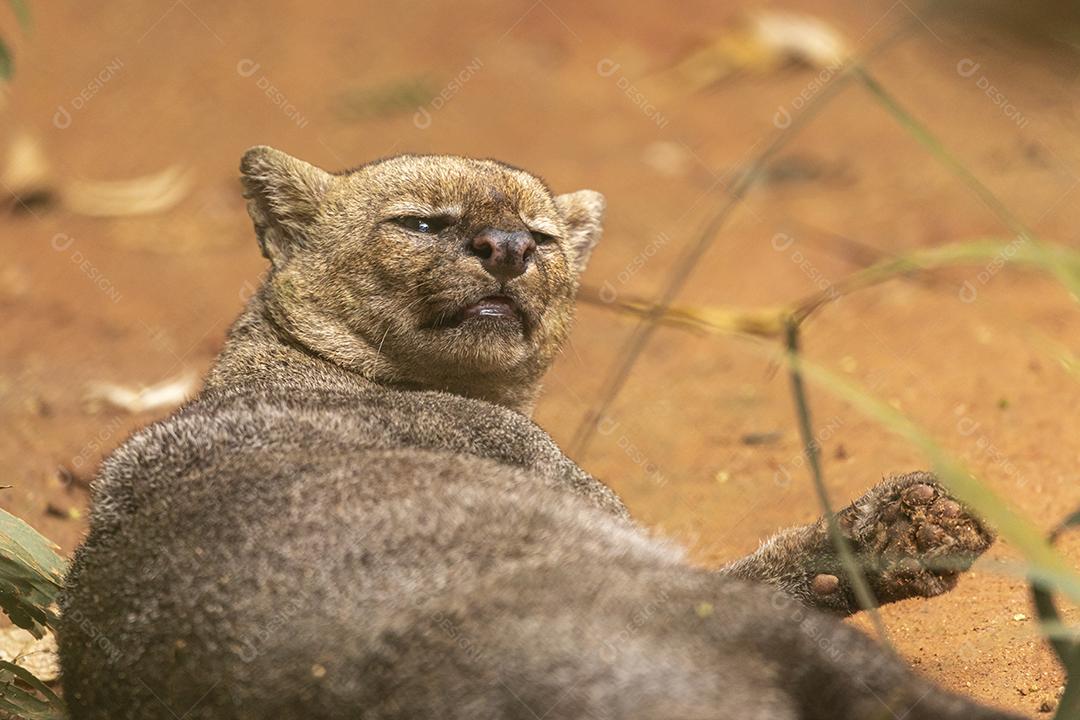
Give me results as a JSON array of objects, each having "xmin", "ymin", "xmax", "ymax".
[
  {"xmin": 749, "ymin": 10, "xmax": 850, "ymax": 68},
  {"xmin": 84, "ymin": 372, "xmax": 197, "ymax": 414},
  {"xmin": 664, "ymin": 10, "xmax": 850, "ymax": 92},
  {"xmin": 64, "ymin": 164, "xmax": 194, "ymax": 217}
]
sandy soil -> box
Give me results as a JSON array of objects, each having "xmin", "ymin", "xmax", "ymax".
[{"xmin": 2, "ymin": 0, "xmax": 1079, "ymax": 715}]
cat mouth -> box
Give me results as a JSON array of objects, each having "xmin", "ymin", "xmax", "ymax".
[{"xmin": 438, "ymin": 295, "xmax": 525, "ymax": 328}]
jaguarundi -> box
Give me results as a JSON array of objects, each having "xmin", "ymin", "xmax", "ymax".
[{"xmin": 60, "ymin": 147, "xmax": 1019, "ymax": 719}]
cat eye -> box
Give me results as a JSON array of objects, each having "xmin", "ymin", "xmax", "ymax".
[{"xmin": 394, "ymin": 216, "xmax": 451, "ymax": 234}]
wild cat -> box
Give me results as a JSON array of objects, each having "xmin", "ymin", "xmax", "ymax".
[{"xmin": 59, "ymin": 147, "xmax": 1018, "ymax": 719}]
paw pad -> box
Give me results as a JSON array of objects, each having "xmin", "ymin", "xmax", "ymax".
[
  {"xmin": 840, "ymin": 472, "xmax": 995, "ymax": 604},
  {"xmin": 904, "ymin": 483, "xmax": 935, "ymax": 504},
  {"xmin": 811, "ymin": 573, "xmax": 841, "ymax": 595}
]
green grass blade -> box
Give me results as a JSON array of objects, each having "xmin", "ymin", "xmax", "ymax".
[
  {"xmin": 1030, "ymin": 512, "xmax": 1080, "ymax": 720},
  {"xmin": 784, "ymin": 321, "xmax": 891, "ymax": 645},
  {"xmin": 567, "ymin": 17, "xmax": 926, "ymax": 459},
  {"xmin": 1056, "ymin": 657, "xmax": 1080, "ymax": 720},
  {"xmin": 854, "ymin": 67, "xmax": 1080, "ymax": 302},
  {"xmin": 0, "ymin": 509, "xmax": 67, "ymax": 637},
  {"xmin": 0, "ymin": 661, "xmax": 63, "ymax": 710},
  {"xmin": 0, "ymin": 661, "xmax": 66, "ymax": 720},
  {"xmin": 796, "ymin": 238, "xmax": 1080, "ymax": 322},
  {"xmin": 788, "ymin": 358, "xmax": 1080, "ymax": 601},
  {"xmin": 855, "ymin": 68, "xmax": 1029, "ymax": 240}
]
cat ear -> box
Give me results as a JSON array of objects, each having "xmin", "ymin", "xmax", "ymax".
[
  {"xmin": 240, "ymin": 146, "xmax": 333, "ymax": 266},
  {"xmin": 555, "ymin": 190, "xmax": 605, "ymax": 274}
]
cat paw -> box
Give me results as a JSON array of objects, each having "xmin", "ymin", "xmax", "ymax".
[{"xmin": 812, "ymin": 471, "xmax": 995, "ymax": 606}]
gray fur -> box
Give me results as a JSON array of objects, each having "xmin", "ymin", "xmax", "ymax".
[{"xmin": 59, "ymin": 149, "xmax": 1021, "ymax": 719}]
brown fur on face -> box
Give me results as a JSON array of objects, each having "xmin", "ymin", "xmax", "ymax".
[{"xmin": 240, "ymin": 146, "xmax": 604, "ymax": 412}]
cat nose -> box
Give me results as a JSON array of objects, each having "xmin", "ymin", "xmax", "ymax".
[{"xmin": 469, "ymin": 228, "xmax": 536, "ymax": 281}]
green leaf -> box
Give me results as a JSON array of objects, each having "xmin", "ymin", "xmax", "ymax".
[
  {"xmin": 0, "ymin": 661, "xmax": 63, "ymax": 709},
  {"xmin": 0, "ymin": 509, "xmax": 67, "ymax": 638},
  {"xmin": 0, "ymin": 660, "xmax": 66, "ymax": 720}
]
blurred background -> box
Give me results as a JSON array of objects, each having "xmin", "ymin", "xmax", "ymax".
[{"xmin": 2, "ymin": 1, "xmax": 1080, "ymax": 714}]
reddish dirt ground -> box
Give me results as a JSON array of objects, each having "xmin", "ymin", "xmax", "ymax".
[{"xmin": 2, "ymin": 0, "xmax": 1079, "ymax": 715}]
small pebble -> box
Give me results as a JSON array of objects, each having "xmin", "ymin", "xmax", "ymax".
[{"xmin": 25, "ymin": 396, "xmax": 52, "ymax": 417}]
